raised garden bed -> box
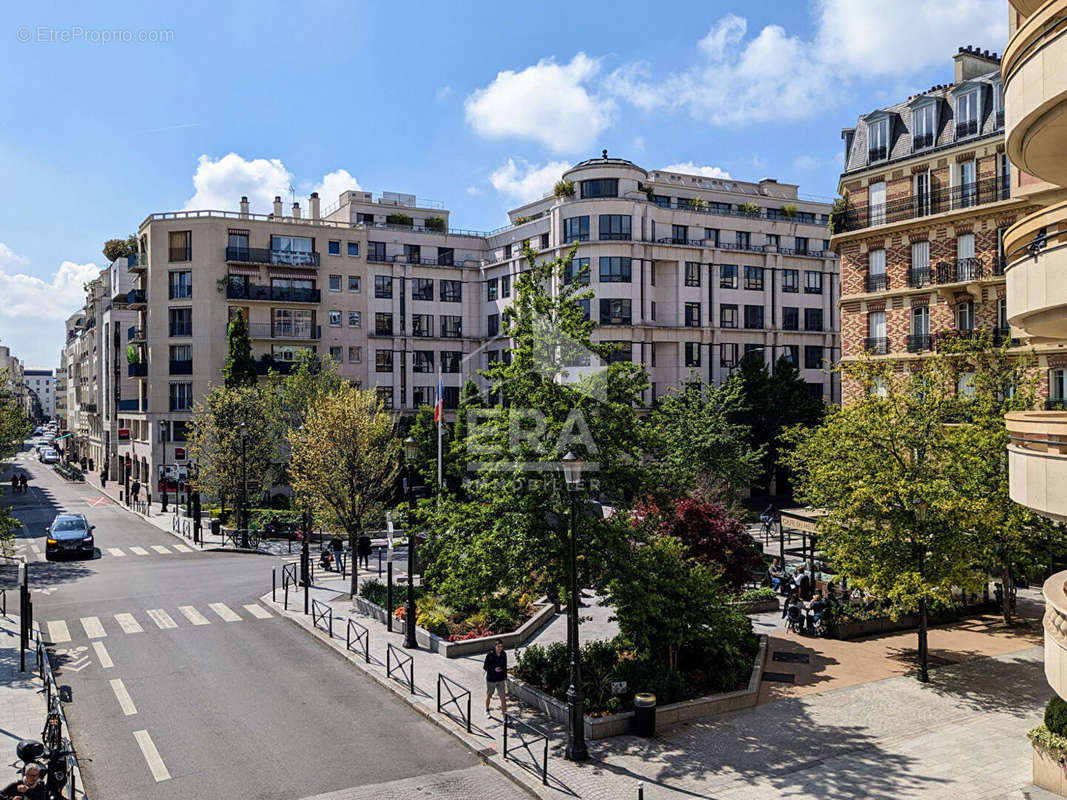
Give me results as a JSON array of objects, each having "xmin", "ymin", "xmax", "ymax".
[{"xmin": 831, "ymin": 602, "xmax": 995, "ymax": 640}]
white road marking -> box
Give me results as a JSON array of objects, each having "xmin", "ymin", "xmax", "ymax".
[
  {"xmin": 243, "ymin": 603, "xmax": 272, "ymax": 619},
  {"xmin": 208, "ymin": 602, "xmax": 241, "ymax": 622},
  {"xmin": 47, "ymin": 620, "xmax": 71, "ymax": 643},
  {"xmin": 177, "ymin": 606, "xmax": 210, "ymax": 626},
  {"xmin": 92, "ymin": 641, "xmax": 113, "ymax": 668},
  {"xmin": 30, "ymin": 544, "xmax": 41, "ymax": 555},
  {"xmin": 114, "ymin": 613, "xmax": 144, "ymax": 634},
  {"xmin": 172, "ymin": 544, "xmax": 192, "ymax": 553},
  {"xmin": 145, "ymin": 609, "xmax": 177, "ymax": 629},
  {"xmin": 80, "ymin": 616, "xmax": 106, "ymax": 639},
  {"xmin": 133, "ymin": 730, "xmax": 171, "ymax": 782},
  {"xmin": 109, "ymin": 678, "xmax": 137, "ymax": 716},
  {"xmin": 107, "ymin": 547, "xmax": 125, "ymax": 557},
  {"xmin": 150, "ymin": 545, "xmax": 171, "ymax": 554},
  {"xmin": 129, "ymin": 546, "xmax": 149, "ymax": 556}
]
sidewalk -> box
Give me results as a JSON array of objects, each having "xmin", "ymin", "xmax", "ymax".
[{"xmin": 0, "ymin": 617, "xmax": 46, "ymax": 770}]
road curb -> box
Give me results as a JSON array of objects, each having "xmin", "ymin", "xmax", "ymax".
[{"xmin": 261, "ymin": 591, "xmax": 551, "ymax": 799}]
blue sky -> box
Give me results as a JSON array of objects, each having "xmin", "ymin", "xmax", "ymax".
[{"xmin": 0, "ymin": 0, "xmax": 1007, "ymax": 368}]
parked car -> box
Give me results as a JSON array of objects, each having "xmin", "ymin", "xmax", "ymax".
[
  {"xmin": 45, "ymin": 514, "xmax": 95, "ymax": 559},
  {"xmin": 39, "ymin": 448, "xmax": 58, "ymax": 464}
]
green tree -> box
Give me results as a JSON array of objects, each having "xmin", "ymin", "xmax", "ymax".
[
  {"xmin": 223, "ymin": 310, "xmax": 257, "ymax": 388},
  {"xmin": 0, "ymin": 369, "xmax": 30, "ymax": 462},
  {"xmin": 407, "ymin": 404, "xmax": 449, "ymax": 487},
  {"xmin": 102, "ymin": 234, "xmax": 138, "ymax": 262},
  {"xmin": 263, "ymin": 350, "xmax": 342, "ymax": 480},
  {"xmin": 448, "ymin": 378, "xmax": 484, "ymax": 483},
  {"xmin": 288, "ymin": 385, "xmax": 399, "ymax": 595}
]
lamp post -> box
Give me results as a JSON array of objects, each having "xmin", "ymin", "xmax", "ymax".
[
  {"xmin": 913, "ymin": 496, "xmax": 929, "ymax": 683},
  {"xmin": 403, "ymin": 436, "xmax": 418, "ymax": 649},
  {"xmin": 239, "ymin": 422, "xmax": 249, "ymax": 549},
  {"xmin": 159, "ymin": 420, "xmax": 168, "ymax": 513},
  {"xmin": 561, "ymin": 451, "xmax": 588, "ymax": 762}
]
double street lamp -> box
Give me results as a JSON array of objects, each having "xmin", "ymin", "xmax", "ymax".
[
  {"xmin": 403, "ymin": 435, "xmax": 418, "ymax": 649},
  {"xmin": 561, "ymin": 451, "xmax": 588, "ymax": 763}
]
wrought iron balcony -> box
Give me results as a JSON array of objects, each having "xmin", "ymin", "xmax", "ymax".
[
  {"xmin": 956, "ymin": 120, "xmax": 979, "ymax": 139},
  {"xmin": 865, "ymin": 274, "xmax": 888, "ymax": 292},
  {"xmin": 837, "ymin": 177, "xmax": 1011, "ymax": 233},
  {"xmin": 169, "ymin": 360, "xmax": 193, "ymax": 375},
  {"xmin": 225, "ymin": 284, "xmax": 321, "ymax": 303},
  {"xmin": 225, "ymin": 247, "xmax": 320, "ymax": 267},
  {"xmin": 864, "ymin": 337, "xmax": 888, "ymax": 355},
  {"xmin": 908, "ymin": 268, "xmax": 931, "ymax": 288},
  {"xmin": 992, "ymin": 255, "xmax": 1007, "ymax": 276},
  {"xmin": 868, "ymin": 145, "xmax": 888, "ymax": 162},
  {"xmin": 993, "ymin": 327, "xmax": 1015, "ymax": 347},
  {"xmin": 906, "ymin": 334, "xmax": 932, "ymax": 353}
]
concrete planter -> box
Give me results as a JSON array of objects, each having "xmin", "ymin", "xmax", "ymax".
[
  {"xmin": 351, "ymin": 595, "xmax": 556, "ymax": 659},
  {"xmin": 1033, "ymin": 742, "xmax": 1067, "ymax": 796},
  {"xmin": 730, "ymin": 596, "xmax": 780, "ymax": 614},
  {"xmin": 506, "ymin": 635, "xmax": 768, "ymax": 740}
]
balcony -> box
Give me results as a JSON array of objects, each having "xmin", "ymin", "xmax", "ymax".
[
  {"xmin": 837, "ymin": 177, "xmax": 1011, "ymax": 233},
  {"xmin": 943, "ymin": 257, "xmax": 985, "ymax": 283},
  {"xmin": 955, "ymin": 119, "xmax": 978, "ymax": 140},
  {"xmin": 912, "ymin": 133, "xmax": 934, "ymax": 151},
  {"xmin": 128, "ymin": 362, "xmax": 147, "ymax": 378},
  {"xmin": 127, "ymin": 289, "xmax": 146, "ymax": 307},
  {"xmin": 225, "ymin": 247, "xmax": 320, "ymax": 268},
  {"xmin": 127, "ymin": 326, "xmax": 145, "ymax": 342},
  {"xmin": 1007, "ymin": 411, "xmax": 1067, "ymax": 523},
  {"xmin": 169, "ymin": 360, "xmax": 193, "ymax": 375},
  {"xmin": 244, "ymin": 323, "xmax": 321, "ymax": 340},
  {"xmin": 1003, "ymin": 1, "xmax": 1067, "ymax": 186},
  {"xmin": 225, "ymin": 284, "xmax": 321, "ymax": 303},
  {"xmin": 117, "ymin": 399, "xmax": 140, "ymax": 412},
  {"xmin": 1005, "ymin": 199, "xmax": 1067, "ymax": 339},
  {"xmin": 908, "ymin": 268, "xmax": 931, "ymax": 288},
  {"xmin": 127, "ymin": 253, "xmax": 148, "ymax": 271},
  {"xmin": 906, "ymin": 334, "xmax": 932, "ymax": 353},
  {"xmin": 1041, "ymin": 570, "xmax": 1067, "ymax": 702},
  {"xmin": 933, "ymin": 329, "xmax": 984, "ymax": 352},
  {"xmin": 865, "ymin": 274, "xmax": 888, "ymax": 292},
  {"xmin": 254, "ymin": 357, "xmax": 297, "ymax": 375},
  {"xmin": 864, "ymin": 337, "xmax": 888, "ymax": 355}
]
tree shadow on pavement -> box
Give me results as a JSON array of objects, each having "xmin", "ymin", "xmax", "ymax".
[
  {"xmin": 759, "ymin": 635, "xmax": 841, "ymax": 702},
  {"xmin": 921, "ymin": 648, "xmax": 1047, "ymax": 719}
]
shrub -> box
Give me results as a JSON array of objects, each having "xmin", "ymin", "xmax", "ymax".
[
  {"xmin": 386, "ymin": 212, "xmax": 413, "ymax": 226},
  {"xmin": 415, "ymin": 595, "xmax": 453, "ymax": 637},
  {"xmin": 1045, "ymin": 695, "xmax": 1067, "ymax": 737},
  {"xmin": 782, "ymin": 204, "xmax": 798, "ymax": 219},
  {"xmin": 737, "ymin": 587, "xmax": 778, "ymax": 603},
  {"xmin": 553, "ymin": 179, "xmax": 575, "ymax": 199},
  {"xmin": 424, "ymin": 216, "xmax": 446, "ymax": 232},
  {"xmin": 248, "ymin": 508, "xmax": 302, "ymax": 531},
  {"xmin": 1030, "ymin": 724, "xmax": 1067, "ymax": 760},
  {"xmin": 738, "ymin": 201, "xmax": 761, "ymax": 216},
  {"xmin": 269, "ymin": 493, "xmax": 291, "ymax": 510}
]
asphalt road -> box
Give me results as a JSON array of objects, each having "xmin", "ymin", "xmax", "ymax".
[{"xmin": 5, "ymin": 442, "xmax": 514, "ymax": 800}]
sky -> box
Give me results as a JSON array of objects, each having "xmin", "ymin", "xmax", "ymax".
[{"xmin": 0, "ymin": 0, "xmax": 1008, "ymax": 369}]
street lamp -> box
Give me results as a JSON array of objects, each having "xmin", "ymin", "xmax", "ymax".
[
  {"xmin": 159, "ymin": 420, "xmax": 169, "ymax": 513},
  {"xmin": 403, "ymin": 435, "xmax": 418, "ymax": 649},
  {"xmin": 561, "ymin": 450, "xmax": 588, "ymax": 762},
  {"xmin": 239, "ymin": 422, "xmax": 249, "ymax": 549},
  {"xmin": 913, "ymin": 496, "xmax": 929, "ymax": 683}
]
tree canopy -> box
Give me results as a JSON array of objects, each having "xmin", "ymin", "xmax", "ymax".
[{"xmin": 223, "ymin": 310, "xmax": 257, "ymax": 388}]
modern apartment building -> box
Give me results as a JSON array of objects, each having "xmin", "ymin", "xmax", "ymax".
[
  {"xmin": 832, "ymin": 47, "xmax": 1041, "ymax": 403},
  {"xmin": 92, "ymin": 156, "xmax": 836, "ymax": 490},
  {"xmin": 23, "ymin": 369, "xmax": 55, "ymax": 420}
]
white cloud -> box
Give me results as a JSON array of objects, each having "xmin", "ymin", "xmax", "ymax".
[
  {"xmin": 466, "ymin": 186, "xmax": 482, "ymax": 196},
  {"xmin": 184, "ymin": 153, "xmax": 293, "ymax": 213},
  {"xmin": 632, "ymin": 136, "xmax": 646, "ymax": 152},
  {"xmin": 312, "ymin": 169, "xmax": 361, "ymax": 208},
  {"xmin": 0, "ymin": 243, "xmax": 30, "ymax": 268},
  {"xmin": 465, "ymin": 54, "xmax": 614, "ymax": 154},
  {"xmin": 792, "ymin": 155, "xmax": 823, "ymax": 171},
  {"xmin": 489, "ymin": 158, "xmax": 571, "ymax": 203},
  {"xmin": 659, "ymin": 162, "xmax": 731, "ymax": 179},
  {"xmin": 435, "ymin": 86, "xmax": 452, "ymax": 102}
]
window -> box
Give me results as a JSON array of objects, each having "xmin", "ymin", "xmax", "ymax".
[
  {"xmin": 373, "ymin": 275, "xmax": 393, "ymax": 299},
  {"xmin": 412, "ymin": 278, "xmax": 433, "ymax": 301},
  {"xmin": 998, "ymin": 297, "xmax": 1008, "ymax": 330},
  {"xmin": 403, "ymin": 244, "xmax": 421, "ymax": 265},
  {"xmin": 368, "ymin": 241, "xmax": 387, "ymax": 262},
  {"xmin": 441, "ymin": 316, "xmax": 462, "ymax": 338},
  {"xmin": 169, "ymin": 382, "xmax": 193, "ymax": 411},
  {"xmin": 782, "ymin": 269, "xmax": 799, "ymax": 293},
  {"xmin": 868, "ymin": 310, "xmax": 886, "ymax": 339},
  {"xmin": 501, "ymin": 275, "xmax": 511, "ymax": 298},
  {"xmin": 672, "ymin": 225, "xmax": 688, "ymax": 244},
  {"xmin": 375, "ymin": 350, "xmax": 393, "ymax": 372},
  {"xmin": 348, "ymin": 346, "xmax": 362, "ymax": 363},
  {"xmin": 805, "ymin": 308, "xmax": 824, "ymax": 331},
  {"xmin": 959, "ymin": 160, "xmax": 977, "ymax": 207},
  {"xmin": 437, "ymin": 247, "xmax": 454, "ymax": 266},
  {"xmin": 411, "ymin": 386, "xmax": 429, "ymax": 406},
  {"xmin": 169, "ymin": 344, "xmax": 192, "ymax": 374},
  {"xmin": 721, "ymin": 343, "xmax": 739, "ymax": 367},
  {"xmin": 169, "ymin": 271, "xmax": 192, "ymax": 299},
  {"xmin": 169, "ymin": 308, "xmax": 191, "ymax": 337},
  {"xmin": 766, "ymin": 234, "xmax": 780, "ymax": 250},
  {"xmin": 168, "ymin": 231, "xmax": 191, "ymax": 262},
  {"xmin": 600, "ymin": 298, "xmax": 632, "ymax": 325},
  {"xmin": 347, "ymin": 242, "xmax": 360, "ymax": 257},
  {"xmin": 329, "ymin": 275, "xmax": 342, "ymax": 292},
  {"xmin": 599, "ymin": 257, "xmax": 632, "ymax": 283},
  {"xmin": 783, "ymin": 307, "xmax": 799, "ymax": 331},
  {"xmin": 581, "ymin": 178, "xmax": 618, "ymax": 198},
  {"xmin": 441, "ymin": 351, "xmax": 462, "ymax": 373},
  {"xmin": 868, "ymin": 181, "xmax": 886, "ymax": 226},
  {"xmin": 329, "ymin": 346, "xmax": 343, "ymax": 362},
  {"xmin": 487, "ymin": 313, "xmax": 499, "ymax": 337},
  {"xmin": 868, "ymin": 118, "xmax": 889, "ymax": 161},
  {"xmin": 443, "ymin": 386, "xmax": 460, "ymax": 409},
  {"xmin": 540, "ymin": 233, "xmax": 550, "ymax": 250},
  {"xmin": 273, "ymin": 308, "xmax": 312, "ymax": 337},
  {"xmin": 348, "ymin": 276, "xmax": 361, "ymax": 293},
  {"xmin": 956, "ymin": 300, "xmax": 974, "ymax": 331},
  {"xmin": 599, "ymin": 215, "xmax": 631, "ymax": 241},
  {"xmin": 913, "ymin": 103, "xmax": 936, "ymax": 149},
  {"xmin": 271, "ymin": 236, "xmax": 314, "ymax": 265},
  {"xmin": 735, "ymin": 231, "xmax": 750, "ymax": 250},
  {"xmin": 228, "ymin": 230, "xmax": 249, "ymax": 257},
  {"xmin": 782, "ymin": 345, "xmax": 799, "ymax": 365},
  {"xmin": 685, "ymin": 342, "xmax": 701, "ymax": 367},
  {"xmin": 684, "ymin": 302, "xmax": 701, "ymax": 327},
  {"xmin": 956, "ymin": 90, "xmax": 979, "ymax": 138},
  {"xmin": 957, "ymin": 372, "xmax": 976, "ymax": 399},
  {"xmin": 868, "ymin": 249, "xmax": 886, "ymax": 291},
  {"xmin": 328, "ymin": 240, "xmax": 341, "ymax": 256},
  {"xmin": 374, "ymin": 312, "xmax": 393, "ymax": 335},
  {"xmin": 649, "ymin": 301, "xmax": 655, "ymax": 321},
  {"xmin": 329, "ymin": 310, "xmax": 342, "ymax": 327},
  {"xmin": 376, "ymin": 387, "xmax": 394, "ymax": 410},
  {"xmin": 412, "ymin": 314, "xmax": 433, "ymax": 337},
  {"xmin": 685, "ymin": 262, "xmax": 701, "ymax": 287},
  {"xmin": 804, "ymin": 346, "xmax": 823, "ymax": 370},
  {"xmin": 911, "ymin": 305, "xmax": 930, "ymax": 335},
  {"xmin": 744, "ymin": 305, "xmax": 764, "ymax": 329},
  {"xmin": 704, "ymin": 228, "xmax": 719, "ymax": 247},
  {"xmin": 564, "ymin": 257, "xmax": 590, "ymax": 285},
  {"xmin": 795, "ymin": 236, "xmax": 809, "ymax": 254},
  {"xmin": 804, "ymin": 271, "xmax": 823, "ymax": 294},
  {"xmin": 744, "ymin": 266, "xmax": 764, "ymax": 291},
  {"xmin": 487, "ymin": 278, "xmax": 498, "ymax": 301},
  {"xmin": 1051, "ymin": 368, "xmax": 1067, "ymax": 402},
  {"xmin": 503, "ymin": 244, "xmax": 512, "ymax": 260},
  {"xmin": 435, "ymin": 279, "xmax": 460, "ymax": 303},
  {"xmin": 719, "ymin": 264, "xmax": 738, "ymax": 289},
  {"xmin": 563, "ymin": 216, "xmax": 589, "ymax": 243},
  {"xmin": 413, "ymin": 351, "xmax": 434, "ymax": 373},
  {"xmin": 605, "ymin": 342, "xmax": 632, "ymax": 364},
  {"xmin": 720, "ymin": 304, "xmax": 738, "ymax": 328}
]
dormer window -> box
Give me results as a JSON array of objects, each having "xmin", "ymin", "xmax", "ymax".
[
  {"xmin": 955, "ymin": 90, "xmax": 979, "ymax": 139},
  {"xmin": 868, "ymin": 118, "xmax": 889, "ymax": 163},
  {"xmin": 912, "ymin": 103, "xmax": 937, "ymax": 151},
  {"xmin": 993, "ymin": 82, "xmax": 1004, "ymax": 129}
]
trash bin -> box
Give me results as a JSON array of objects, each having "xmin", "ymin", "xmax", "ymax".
[
  {"xmin": 633, "ymin": 693, "xmax": 656, "ymax": 737},
  {"xmin": 210, "ymin": 519, "xmax": 221, "ymax": 536}
]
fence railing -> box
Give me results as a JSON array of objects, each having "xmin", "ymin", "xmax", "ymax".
[
  {"xmin": 311, "ymin": 599, "xmax": 333, "ymax": 637},
  {"xmin": 386, "ymin": 642, "xmax": 415, "ymax": 694},
  {"xmin": 346, "ymin": 619, "xmax": 370, "ymax": 663},
  {"xmin": 436, "ymin": 673, "xmax": 472, "ymax": 733},
  {"xmin": 503, "ymin": 712, "xmax": 549, "ymax": 786},
  {"xmin": 34, "ymin": 624, "xmax": 84, "ymax": 799}
]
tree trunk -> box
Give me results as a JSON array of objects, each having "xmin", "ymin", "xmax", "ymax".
[
  {"xmin": 917, "ymin": 597, "xmax": 929, "ymax": 683},
  {"xmin": 349, "ymin": 528, "xmax": 359, "ymax": 598},
  {"xmin": 1001, "ymin": 563, "xmax": 1013, "ymax": 626}
]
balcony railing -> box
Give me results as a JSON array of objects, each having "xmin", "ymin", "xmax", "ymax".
[
  {"xmin": 908, "ymin": 268, "xmax": 931, "ymax": 288},
  {"xmin": 912, "ymin": 133, "xmax": 934, "ymax": 151},
  {"xmin": 993, "ymin": 327, "xmax": 1014, "ymax": 347},
  {"xmin": 127, "ymin": 326, "xmax": 145, "ymax": 341},
  {"xmin": 117, "ymin": 399, "xmax": 140, "ymax": 412},
  {"xmin": 244, "ymin": 323, "xmax": 321, "ymax": 340},
  {"xmin": 864, "ymin": 337, "xmax": 888, "ymax": 355},
  {"xmin": 868, "ymin": 145, "xmax": 888, "ymax": 163},
  {"xmin": 128, "ymin": 363, "xmax": 147, "ymax": 378},
  {"xmin": 838, "ymin": 177, "xmax": 1011, "ymax": 233},
  {"xmin": 865, "ymin": 274, "xmax": 888, "ymax": 292},
  {"xmin": 126, "ymin": 253, "xmax": 148, "ymax": 270},
  {"xmin": 225, "ymin": 284, "xmax": 321, "ymax": 303},
  {"xmin": 933, "ymin": 329, "xmax": 984, "ymax": 352},
  {"xmin": 254, "ymin": 358, "xmax": 297, "ymax": 375},
  {"xmin": 225, "ymin": 247, "xmax": 320, "ymax": 267},
  {"xmin": 127, "ymin": 289, "xmax": 146, "ymax": 305},
  {"xmin": 956, "ymin": 119, "xmax": 978, "ymax": 140},
  {"xmin": 1046, "ymin": 399, "xmax": 1067, "ymax": 411},
  {"xmin": 907, "ymin": 334, "xmax": 932, "ymax": 353},
  {"xmin": 934, "ymin": 257, "xmax": 986, "ymax": 284},
  {"xmin": 169, "ymin": 360, "xmax": 193, "ymax": 375}
]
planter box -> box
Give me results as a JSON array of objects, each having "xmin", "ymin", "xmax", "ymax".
[
  {"xmin": 352, "ymin": 595, "xmax": 556, "ymax": 658},
  {"xmin": 506, "ymin": 635, "xmax": 768, "ymax": 740},
  {"xmin": 1033, "ymin": 743, "xmax": 1067, "ymax": 796},
  {"xmin": 731, "ymin": 596, "xmax": 780, "ymax": 614}
]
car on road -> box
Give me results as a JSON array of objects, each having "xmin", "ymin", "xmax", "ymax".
[
  {"xmin": 45, "ymin": 514, "xmax": 95, "ymax": 559},
  {"xmin": 39, "ymin": 448, "xmax": 58, "ymax": 464}
]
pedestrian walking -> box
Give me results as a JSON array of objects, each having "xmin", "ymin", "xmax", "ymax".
[
  {"xmin": 18, "ymin": 474, "xmax": 27, "ymax": 493},
  {"xmin": 357, "ymin": 534, "xmax": 371, "ymax": 569},
  {"xmin": 329, "ymin": 534, "xmax": 344, "ymax": 573},
  {"xmin": 9, "ymin": 475, "xmax": 18, "ymax": 495},
  {"xmin": 483, "ymin": 640, "xmax": 508, "ymax": 717},
  {"xmin": 131, "ymin": 480, "xmax": 141, "ymax": 502}
]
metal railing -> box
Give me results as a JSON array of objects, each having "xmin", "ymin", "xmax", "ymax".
[
  {"xmin": 346, "ymin": 619, "xmax": 370, "ymax": 663},
  {"xmin": 865, "ymin": 274, "xmax": 887, "ymax": 292},
  {"xmin": 907, "ymin": 334, "xmax": 932, "ymax": 353},
  {"xmin": 225, "ymin": 284, "xmax": 321, "ymax": 303},
  {"xmin": 956, "ymin": 119, "xmax": 979, "ymax": 140},
  {"xmin": 908, "ymin": 268, "xmax": 932, "ymax": 288},
  {"xmin": 386, "ymin": 642, "xmax": 415, "ymax": 694},
  {"xmin": 169, "ymin": 359, "xmax": 193, "ymax": 375},
  {"xmin": 127, "ymin": 289, "xmax": 146, "ymax": 305},
  {"xmin": 127, "ymin": 326, "xmax": 145, "ymax": 341},
  {"xmin": 868, "ymin": 145, "xmax": 887, "ymax": 163},
  {"xmin": 311, "ymin": 599, "xmax": 333, "ymax": 637},
  {"xmin": 503, "ymin": 713, "xmax": 549, "ymax": 786},
  {"xmin": 912, "ymin": 133, "xmax": 934, "ymax": 151},
  {"xmin": 838, "ymin": 177, "xmax": 1011, "ymax": 232},
  {"xmin": 436, "ymin": 673, "xmax": 472, "ymax": 733},
  {"xmin": 225, "ymin": 246, "xmax": 320, "ymax": 267},
  {"xmin": 244, "ymin": 323, "xmax": 321, "ymax": 340},
  {"xmin": 34, "ymin": 624, "xmax": 84, "ymax": 800},
  {"xmin": 864, "ymin": 337, "xmax": 888, "ymax": 355}
]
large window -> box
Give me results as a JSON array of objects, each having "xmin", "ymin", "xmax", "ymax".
[
  {"xmin": 684, "ymin": 302, "xmax": 701, "ymax": 327},
  {"xmin": 914, "ymin": 170, "xmax": 931, "ymax": 216},
  {"xmin": 911, "ymin": 305, "xmax": 930, "ymax": 335},
  {"xmin": 375, "ymin": 350, "xmax": 393, "ymax": 372},
  {"xmin": 782, "ymin": 307, "xmax": 799, "ymax": 331},
  {"xmin": 744, "ymin": 305, "xmax": 764, "ymax": 329},
  {"xmin": 169, "ymin": 271, "xmax": 192, "ymax": 300},
  {"xmin": 599, "ymin": 298, "xmax": 632, "ymax": 325},
  {"xmin": 736, "ymin": 231, "xmax": 750, "ymax": 250},
  {"xmin": 438, "ymin": 247, "xmax": 454, "ymax": 266},
  {"xmin": 804, "ymin": 308, "xmax": 824, "ymax": 331},
  {"xmin": 348, "ymin": 311, "xmax": 361, "ymax": 328},
  {"xmin": 563, "ymin": 216, "xmax": 590, "ymax": 243},
  {"xmin": 912, "ymin": 103, "xmax": 936, "ymax": 149},
  {"xmin": 168, "ymin": 231, "xmax": 191, "ymax": 262},
  {"xmin": 441, "ymin": 351, "xmax": 462, "ymax": 373},
  {"xmin": 374, "ymin": 275, "xmax": 392, "ymax": 298},
  {"xmin": 1051, "ymin": 368, "xmax": 1067, "ymax": 403},
  {"xmin": 782, "ymin": 269, "xmax": 799, "ymax": 293},
  {"xmin": 804, "ymin": 271, "xmax": 823, "ymax": 294},
  {"xmin": 599, "ymin": 215, "xmax": 631, "ymax": 241},
  {"xmin": 685, "ymin": 342, "xmax": 701, "ymax": 368},
  {"xmin": 501, "ymin": 275, "xmax": 511, "ymax": 297},
  {"xmin": 368, "ymin": 241, "xmax": 387, "ymax": 262},
  {"xmin": 413, "ymin": 350, "xmax": 434, "ymax": 373},
  {"xmin": 487, "ymin": 313, "xmax": 499, "ymax": 337},
  {"xmin": 441, "ymin": 315, "xmax": 462, "ymax": 338},
  {"xmin": 685, "ymin": 262, "xmax": 701, "ymax": 287},
  {"xmin": 412, "ymin": 278, "xmax": 433, "ymax": 301},
  {"xmin": 804, "ymin": 346, "xmax": 823, "ymax": 370},
  {"xmin": 169, "ymin": 308, "xmax": 191, "ymax": 337},
  {"xmin": 720, "ymin": 304, "xmax": 738, "ymax": 328},
  {"xmin": 959, "ymin": 160, "xmax": 977, "ymax": 207},
  {"xmin": 270, "ymin": 235, "xmax": 314, "ymax": 265},
  {"xmin": 440, "ymin": 279, "xmax": 462, "ymax": 302},
  {"xmin": 273, "ymin": 308, "xmax": 312, "ymax": 337},
  {"xmin": 412, "ymin": 314, "xmax": 433, "ymax": 337},
  {"xmin": 719, "ymin": 264, "xmax": 738, "ymax": 289},
  {"xmin": 349, "ymin": 346, "xmax": 363, "ymax": 363},
  {"xmin": 599, "ymin": 257, "xmax": 632, "ymax": 283},
  {"xmin": 868, "ymin": 117, "xmax": 889, "ymax": 161},
  {"xmin": 956, "ymin": 300, "xmax": 974, "ymax": 331},
  {"xmin": 744, "ymin": 266, "xmax": 764, "ymax": 291},
  {"xmin": 581, "ymin": 178, "xmax": 618, "ymax": 198},
  {"xmin": 868, "ymin": 181, "xmax": 886, "ymax": 226},
  {"xmin": 487, "ymin": 278, "xmax": 498, "ymax": 301},
  {"xmin": 956, "ymin": 90, "xmax": 979, "ymax": 138},
  {"xmin": 564, "ymin": 257, "xmax": 590, "ymax": 285},
  {"xmin": 169, "ymin": 382, "xmax": 193, "ymax": 411},
  {"xmin": 375, "ymin": 312, "xmax": 393, "ymax": 335},
  {"xmin": 720, "ymin": 343, "xmax": 739, "ymax": 367}
]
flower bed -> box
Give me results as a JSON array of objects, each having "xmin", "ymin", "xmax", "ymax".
[
  {"xmin": 830, "ymin": 599, "xmax": 994, "ymax": 640},
  {"xmin": 730, "ymin": 587, "xmax": 780, "ymax": 614}
]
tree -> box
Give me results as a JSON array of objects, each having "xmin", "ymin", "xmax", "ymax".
[
  {"xmin": 102, "ymin": 234, "xmax": 137, "ymax": 262},
  {"xmin": 262, "ymin": 350, "xmax": 342, "ymax": 480},
  {"xmin": 288, "ymin": 385, "xmax": 399, "ymax": 595},
  {"xmin": 407, "ymin": 404, "xmax": 449, "ymax": 487},
  {"xmin": 0, "ymin": 369, "xmax": 30, "ymax": 462},
  {"xmin": 187, "ymin": 386, "xmax": 274, "ymax": 526},
  {"xmin": 222, "ymin": 310, "xmax": 257, "ymax": 388},
  {"xmin": 448, "ymin": 378, "xmax": 484, "ymax": 484}
]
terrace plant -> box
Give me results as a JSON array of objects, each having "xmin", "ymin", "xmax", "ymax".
[
  {"xmin": 553, "ymin": 179, "xmax": 575, "ymax": 199},
  {"xmin": 425, "ymin": 216, "xmax": 446, "ymax": 232}
]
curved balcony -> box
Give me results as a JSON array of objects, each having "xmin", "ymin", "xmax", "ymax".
[
  {"xmin": 1042, "ymin": 570, "xmax": 1067, "ymax": 699},
  {"xmin": 1004, "ymin": 200, "xmax": 1067, "ymax": 339},
  {"xmin": 1007, "ymin": 410, "xmax": 1067, "ymax": 522},
  {"xmin": 1003, "ymin": 0, "xmax": 1067, "ymax": 187}
]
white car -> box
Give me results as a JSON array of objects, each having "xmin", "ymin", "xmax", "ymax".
[{"xmin": 39, "ymin": 448, "xmax": 58, "ymax": 464}]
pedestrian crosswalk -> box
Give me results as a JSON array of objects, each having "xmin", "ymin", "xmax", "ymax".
[
  {"xmin": 44, "ymin": 602, "xmax": 275, "ymax": 642},
  {"xmin": 14, "ymin": 541, "xmax": 198, "ymax": 559}
]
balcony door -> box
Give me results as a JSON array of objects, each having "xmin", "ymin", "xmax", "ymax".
[
  {"xmin": 913, "ymin": 170, "xmax": 931, "ymax": 217},
  {"xmin": 273, "ymin": 308, "xmax": 312, "ymax": 337},
  {"xmin": 868, "ymin": 181, "xmax": 886, "ymax": 226},
  {"xmin": 911, "ymin": 306, "xmax": 930, "ymax": 336}
]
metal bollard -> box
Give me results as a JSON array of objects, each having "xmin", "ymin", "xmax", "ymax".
[{"xmin": 272, "ymin": 568, "xmax": 276, "ymax": 603}]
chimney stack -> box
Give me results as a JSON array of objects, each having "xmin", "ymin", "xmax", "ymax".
[
  {"xmin": 239, "ymin": 196, "xmax": 249, "ymax": 218},
  {"xmin": 309, "ymin": 192, "xmax": 320, "ymax": 220},
  {"xmin": 273, "ymin": 196, "xmax": 283, "ymax": 218},
  {"xmin": 955, "ymin": 44, "xmax": 1001, "ymax": 82},
  {"xmin": 292, "ymin": 201, "xmax": 301, "ymax": 219}
]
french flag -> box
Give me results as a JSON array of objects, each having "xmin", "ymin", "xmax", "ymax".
[{"xmin": 433, "ymin": 376, "xmax": 444, "ymax": 423}]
